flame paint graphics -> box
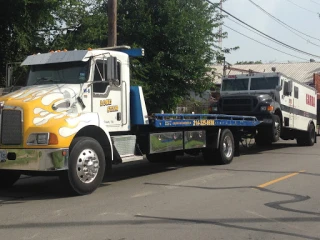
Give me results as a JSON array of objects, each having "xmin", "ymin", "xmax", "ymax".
[{"xmin": 1, "ymin": 84, "xmax": 99, "ymax": 148}]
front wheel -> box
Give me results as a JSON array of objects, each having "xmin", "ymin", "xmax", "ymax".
[
  {"xmin": 203, "ymin": 129, "xmax": 234, "ymax": 165},
  {"xmin": 62, "ymin": 137, "xmax": 106, "ymax": 195},
  {"xmin": 271, "ymin": 115, "xmax": 281, "ymax": 142}
]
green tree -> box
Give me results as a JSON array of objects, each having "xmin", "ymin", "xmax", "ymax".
[
  {"xmin": 117, "ymin": 0, "xmax": 227, "ymax": 112},
  {"xmin": 0, "ymin": 0, "xmax": 100, "ymax": 86},
  {"xmin": 0, "ymin": 0, "xmax": 60, "ymax": 85},
  {"xmin": 48, "ymin": 0, "xmax": 108, "ymax": 50}
]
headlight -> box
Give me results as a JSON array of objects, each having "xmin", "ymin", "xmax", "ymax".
[
  {"xmin": 37, "ymin": 134, "xmax": 49, "ymax": 144},
  {"xmin": 27, "ymin": 133, "xmax": 57, "ymax": 145},
  {"xmin": 260, "ymin": 106, "xmax": 274, "ymax": 111}
]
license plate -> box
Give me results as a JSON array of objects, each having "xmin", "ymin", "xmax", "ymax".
[{"xmin": 0, "ymin": 150, "xmax": 7, "ymax": 162}]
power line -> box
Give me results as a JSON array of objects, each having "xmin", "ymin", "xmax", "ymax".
[
  {"xmin": 204, "ymin": 0, "xmax": 320, "ymax": 59},
  {"xmin": 248, "ymin": 0, "xmax": 320, "ymax": 46},
  {"xmin": 225, "ymin": 17, "xmax": 291, "ymax": 48},
  {"xmin": 223, "ymin": 25, "xmax": 309, "ymax": 61},
  {"xmin": 284, "ymin": 0, "xmax": 319, "ymax": 14},
  {"xmin": 310, "ymin": 0, "xmax": 320, "ymax": 6}
]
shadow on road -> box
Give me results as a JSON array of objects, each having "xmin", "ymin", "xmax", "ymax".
[
  {"xmin": 0, "ymin": 140, "xmax": 316, "ymax": 201},
  {"xmin": 0, "ymin": 157, "xmax": 201, "ymax": 201},
  {"xmin": 239, "ymin": 141, "xmax": 310, "ymax": 156}
]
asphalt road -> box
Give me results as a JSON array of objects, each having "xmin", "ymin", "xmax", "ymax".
[{"xmin": 0, "ymin": 140, "xmax": 320, "ymax": 240}]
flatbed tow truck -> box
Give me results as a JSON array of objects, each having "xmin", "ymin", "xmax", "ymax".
[{"xmin": 0, "ymin": 46, "xmax": 260, "ymax": 195}]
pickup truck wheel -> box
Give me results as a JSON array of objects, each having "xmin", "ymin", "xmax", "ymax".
[
  {"xmin": 146, "ymin": 153, "xmax": 176, "ymax": 163},
  {"xmin": 307, "ymin": 124, "xmax": 316, "ymax": 146},
  {"xmin": 0, "ymin": 170, "xmax": 21, "ymax": 188},
  {"xmin": 271, "ymin": 115, "xmax": 281, "ymax": 142},
  {"xmin": 63, "ymin": 137, "xmax": 106, "ymax": 195},
  {"xmin": 297, "ymin": 123, "xmax": 315, "ymax": 146},
  {"xmin": 203, "ymin": 129, "xmax": 234, "ymax": 165}
]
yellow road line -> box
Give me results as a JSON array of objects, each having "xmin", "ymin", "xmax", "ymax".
[{"xmin": 258, "ymin": 170, "xmax": 305, "ymax": 188}]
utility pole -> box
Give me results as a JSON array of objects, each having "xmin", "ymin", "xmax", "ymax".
[
  {"xmin": 218, "ymin": 0, "xmax": 223, "ymax": 50},
  {"xmin": 108, "ymin": 0, "xmax": 117, "ymax": 47}
]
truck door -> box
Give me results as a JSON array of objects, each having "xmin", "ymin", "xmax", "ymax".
[
  {"xmin": 293, "ymin": 85, "xmax": 299, "ymax": 129},
  {"xmin": 91, "ymin": 57, "xmax": 125, "ymax": 131},
  {"xmin": 281, "ymin": 80, "xmax": 294, "ymax": 128}
]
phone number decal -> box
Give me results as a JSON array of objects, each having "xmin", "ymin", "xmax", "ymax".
[{"xmin": 193, "ymin": 120, "xmax": 215, "ymax": 126}]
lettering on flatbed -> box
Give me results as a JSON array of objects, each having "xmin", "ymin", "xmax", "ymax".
[{"xmin": 193, "ymin": 119, "xmax": 215, "ymax": 126}]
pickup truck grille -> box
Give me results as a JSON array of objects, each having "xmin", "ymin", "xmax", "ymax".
[
  {"xmin": 220, "ymin": 98, "xmax": 258, "ymax": 113},
  {"xmin": 1, "ymin": 109, "xmax": 22, "ymax": 145}
]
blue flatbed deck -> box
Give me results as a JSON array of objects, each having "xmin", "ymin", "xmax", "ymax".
[{"xmin": 150, "ymin": 113, "xmax": 261, "ymax": 128}]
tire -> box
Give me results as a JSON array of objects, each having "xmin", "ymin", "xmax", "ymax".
[
  {"xmin": 203, "ymin": 129, "xmax": 234, "ymax": 165},
  {"xmin": 255, "ymin": 115, "xmax": 281, "ymax": 146},
  {"xmin": 146, "ymin": 152, "xmax": 176, "ymax": 163},
  {"xmin": 297, "ymin": 123, "xmax": 315, "ymax": 146},
  {"xmin": 0, "ymin": 170, "xmax": 21, "ymax": 188},
  {"xmin": 63, "ymin": 137, "xmax": 106, "ymax": 195},
  {"xmin": 271, "ymin": 115, "xmax": 281, "ymax": 142}
]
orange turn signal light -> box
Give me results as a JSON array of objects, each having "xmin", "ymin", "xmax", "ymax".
[
  {"xmin": 267, "ymin": 106, "xmax": 274, "ymax": 111},
  {"xmin": 49, "ymin": 133, "xmax": 59, "ymax": 145}
]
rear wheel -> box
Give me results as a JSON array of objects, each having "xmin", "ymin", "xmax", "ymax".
[
  {"xmin": 61, "ymin": 137, "xmax": 106, "ymax": 195},
  {"xmin": 203, "ymin": 129, "xmax": 234, "ymax": 165},
  {"xmin": 0, "ymin": 170, "xmax": 21, "ymax": 188},
  {"xmin": 297, "ymin": 123, "xmax": 315, "ymax": 146}
]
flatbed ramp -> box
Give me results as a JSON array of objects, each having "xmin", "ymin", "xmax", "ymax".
[{"xmin": 150, "ymin": 113, "xmax": 261, "ymax": 128}]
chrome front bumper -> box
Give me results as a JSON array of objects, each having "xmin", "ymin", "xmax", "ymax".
[{"xmin": 0, "ymin": 148, "xmax": 69, "ymax": 171}]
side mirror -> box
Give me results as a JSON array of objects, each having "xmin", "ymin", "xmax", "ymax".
[
  {"xmin": 6, "ymin": 64, "xmax": 13, "ymax": 87},
  {"xmin": 275, "ymin": 85, "xmax": 282, "ymax": 91},
  {"xmin": 107, "ymin": 56, "xmax": 118, "ymax": 82}
]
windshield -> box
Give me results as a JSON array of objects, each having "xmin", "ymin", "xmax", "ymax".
[
  {"xmin": 250, "ymin": 77, "xmax": 279, "ymax": 90},
  {"xmin": 26, "ymin": 61, "xmax": 90, "ymax": 86},
  {"xmin": 221, "ymin": 78, "xmax": 249, "ymax": 91}
]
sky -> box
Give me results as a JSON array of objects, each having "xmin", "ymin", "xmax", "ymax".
[{"xmin": 212, "ymin": 0, "xmax": 320, "ymax": 64}]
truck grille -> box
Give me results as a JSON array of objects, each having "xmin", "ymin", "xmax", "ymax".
[
  {"xmin": 220, "ymin": 98, "xmax": 258, "ymax": 113},
  {"xmin": 1, "ymin": 109, "xmax": 22, "ymax": 145}
]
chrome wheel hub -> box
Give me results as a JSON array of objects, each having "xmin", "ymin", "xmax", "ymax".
[
  {"xmin": 76, "ymin": 149, "xmax": 100, "ymax": 184},
  {"xmin": 274, "ymin": 121, "xmax": 280, "ymax": 136},
  {"xmin": 223, "ymin": 136, "xmax": 233, "ymax": 158}
]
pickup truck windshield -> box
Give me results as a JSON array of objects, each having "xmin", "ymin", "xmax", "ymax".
[
  {"xmin": 221, "ymin": 78, "xmax": 249, "ymax": 91},
  {"xmin": 250, "ymin": 77, "xmax": 279, "ymax": 90},
  {"xmin": 26, "ymin": 61, "xmax": 90, "ymax": 86}
]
